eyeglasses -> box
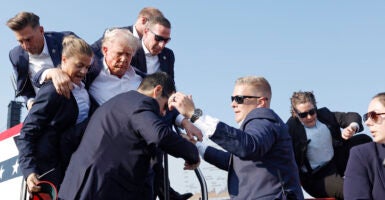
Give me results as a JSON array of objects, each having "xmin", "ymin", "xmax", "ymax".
[
  {"xmin": 231, "ymin": 95, "xmax": 266, "ymax": 104},
  {"xmin": 363, "ymin": 111, "xmax": 385, "ymax": 123},
  {"xmin": 296, "ymin": 108, "xmax": 317, "ymax": 118},
  {"xmin": 149, "ymin": 29, "xmax": 171, "ymax": 43}
]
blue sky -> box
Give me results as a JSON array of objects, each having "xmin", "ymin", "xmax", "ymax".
[
  {"xmin": 1, "ymin": 1, "xmax": 385, "ymax": 132},
  {"xmin": 1, "ymin": 1, "xmax": 385, "ymax": 197},
  {"xmin": 1, "ymin": 1, "xmax": 385, "ymax": 131}
]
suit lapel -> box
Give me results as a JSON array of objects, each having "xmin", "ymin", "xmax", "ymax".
[
  {"xmin": 133, "ymin": 48, "xmax": 147, "ymax": 73},
  {"xmin": 158, "ymin": 52, "xmax": 168, "ymax": 73},
  {"xmin": 45, "ymin": 34, "xmax": 61, "ymax": 67}
]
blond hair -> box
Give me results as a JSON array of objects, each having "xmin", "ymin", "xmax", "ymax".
[
  {"xmin": 62, "ymin": 35, "xmax": 93, "ymax": 58},
  {"xmin": 137, "ymin": 7, "xmax": 164, "ymax": 21},
  {"xmin": 235, "ymin": 76, "xmax": 272, "ymax": 101}
]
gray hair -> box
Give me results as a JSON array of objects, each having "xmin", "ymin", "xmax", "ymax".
[{"xmin": 101, "ymin": 28, "xmax": 140, "ymax": 53}]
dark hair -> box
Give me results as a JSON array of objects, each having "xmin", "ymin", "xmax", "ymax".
[
  {"xmin": 290, "ymin": 91, "xmax": 317, "ymax": 117},
  {"xmin": 138, "ymin": 72, "xmax": 176, "ymax": 98},
  {"xmin": 7, "ymin": 11, "xmax": 40, "ymax": 31},
  {"xmin": 147, "ymin": 16, "xmax": 171, "ymax": 29}
]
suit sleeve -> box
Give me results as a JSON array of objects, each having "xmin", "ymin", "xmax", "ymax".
[
  {"xmin": 90, "ymin": 36, "xmax": 104, "ymax": 59},
  {"xmin": 16, "ymin": 84, "xmax": 64, "ymax": 178},
  {"xmin": 131, "ymin": 99, "xmax": 199, "ymax": 165},
  {"xmin": 334, "ymin": 111, "xmax": 364, "ymax": 132},
  {"xmin": 203, "ymin": 146, "xmax": 230, "ymax": 171},
  {"xmin": 9, "ymin": 49, "xmax": 36, "ymax": 103},
  {"xmin": 343, "ymin": 146, "xmax": 371, "ymax": 199},
  {"xmin": 31, "ymin": 67, "xmax": 51, "ymax": 88},
  {"xmin": 210, "ymin": 119, "xmax": 276, "ymax": 160}
]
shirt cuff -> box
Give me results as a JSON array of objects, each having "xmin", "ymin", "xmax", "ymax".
[
  {"xmin": 175, "ymin": 114, "xmax": 185, "ymax": 127},
  {"xmin": 39, "ymin": 70, "xmax": 49, "ymax": 84},
  {"xmin": 193, "ymin": 115, "xmax": 219, "ymax": 137},
  {"xmin": 195, "ymin": 142, "xmax": 208, "ymax": 158}
]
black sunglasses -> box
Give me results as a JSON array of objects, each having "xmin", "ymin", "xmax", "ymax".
[
  {"xmin": 149, "ymin": 29, "xmax": 171, "ymax": 43},
  {"xmin": 296, "ymin": 108, "xmax": 317, "ymax": 118},
  {"xmin": 363, "ymin": 111, "xmax": 385, "ymax": 123},
  {"xmin": 231, "ymin": 95, "xmax": 265, "ymax": 104}
]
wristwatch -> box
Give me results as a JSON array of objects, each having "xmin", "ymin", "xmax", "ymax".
[{"xmin": 190, "ymin": 108, "xmax": 202, "ymax": 123}]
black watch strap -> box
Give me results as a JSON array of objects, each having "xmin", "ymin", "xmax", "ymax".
[{"xmin": 190, "ymin": 108, "xmax": 202, "ymax": 123}]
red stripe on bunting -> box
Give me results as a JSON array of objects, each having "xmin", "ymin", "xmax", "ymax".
[{"xmin": 0, "ymin": 123, "xmax": 22, "ymax": 141}]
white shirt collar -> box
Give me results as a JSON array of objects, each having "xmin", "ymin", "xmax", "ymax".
[
  {"xmin": 142, "ymin": 40, "xmax": 153, "ymax": 56},
  {"xmin": 133, "ymin": 25, "xmax": 140, "ymax": 39},
  {"xmin": 72, "ymin": 81, "xmax": 86, "ymax": 90}
]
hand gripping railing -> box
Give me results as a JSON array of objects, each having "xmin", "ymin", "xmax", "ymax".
[{"xmin": 162, "ymin": 127, "xmax": 208, "ymax": 200}]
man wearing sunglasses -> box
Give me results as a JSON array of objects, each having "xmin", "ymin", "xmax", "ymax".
[
  {"xmin": 286, "ymin": 91, "xmax": 372, "ymax": 199},
  {"xmin": 131, "ymin": 16, "xmax": 174, "ymax": 80},
  {"xmin": 91, "ymin": 7, "xmax": 164, "ymax": 58},
  {"xmin": 130, "ymin": 16, "xmax": 195, "ymax": 200},
  {"xmin": 175, "ymin": 76, "xmax": 304, "ymax": 199},
  {"xmin": 93, "ymin": 10, "xmax": 191, "ymax": 199}
]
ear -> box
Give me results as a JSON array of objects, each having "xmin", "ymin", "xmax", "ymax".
[
  {"xmin": 257, "ymin": 98, "xmax": 267, "ymax": 108},
  {"xmin": 102, "ymin": 46, "xmax": 108, "ymax": 56},
  {"xmin": 38, "ymin": 26, "xmax": 44, "ymax": 35},
  {"xmin": 61, "ymin": 56, "xmax": 67, "ymax": 64},
  {"xmin": 140, "ymin": 16, "xmax": 148, "ymax": 25},
  {"xmin": 153, "ymin": 85, "xmax": 163, "ymax": 98},
  {"xmin": 143, "ymin": 27, "xmax": 150, "ymax": 35}
]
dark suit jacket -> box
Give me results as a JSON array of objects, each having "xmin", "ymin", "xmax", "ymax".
[
  {"xmin": 344, "ymin": 142, "xmax": 385, "ymax": 200},
  {"xmin": 9, "ymin": 31, "xmax": 75, "ymax": 103},
  {"xmin": 91, "ymin": 26, "xmax": 133, "ymax": 59},
  {"xmin": 15, "ymin": 81, "xmax": 83, "ymax": 188},
  {"xmin": 58, "ymin": 91, "xmax": 199, "ymax": 200},
  {"xmin": 286, "ymin": 107, "xmax": 364, "ymax": 177},
  {"xmin": 131, "ymin": 46, "xmax": 175, "ymax": 80},
  {"xmin": 204, "ymin": 108, "xmax": 304, "ymax": 200}
]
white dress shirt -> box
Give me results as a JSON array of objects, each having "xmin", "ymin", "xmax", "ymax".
[
  {"xmin": 88, "ymin": 60, "xmax": 142, "ymax": 105},
  {"xmin": 28, "ymin": 37, "xmax": 54, "ymax": 104},
  {"xmin": 142, "ymin": 40, "xmax": 160, "ymax": 74},
  {"xmin": 193, "ymin": 115, "xmax": 220, "ymax": 157},
  {"xmin": 71, "ymin": 82, "xmax": 90, "ymax": 124},
  {"xmin": 132, "ymin": 25, "xmax": 140, "ymax": 39}
]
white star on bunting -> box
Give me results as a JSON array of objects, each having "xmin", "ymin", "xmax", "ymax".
[
  {"xmin": 12, "ymin": 160, "xmax": 19, "ymax": 175},
  {"xmin": 0, "ymin": 165, "xmax": 4, "ymax": 180}
]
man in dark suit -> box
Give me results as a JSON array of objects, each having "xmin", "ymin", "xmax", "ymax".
[
  {"xmin": 130, "ymin": 16, "xmax": 174, "ymax": 80},
  {"xmin": 92, "ymin": 12, "xmax": 189, "ymax": 199},
  {"xmin": 58, "ymin": 72, "xmax": 200, "ymax": 200},
  {"xmin": 177, "ymin": 76, "xmax": 304, "ymax": 199},
  {"xmin": 91, "ymin": 7, "xmax": 164, "ymax": 58},
  {"xmin": 6, "ymin": 11, "xmax": 75, "ymax": 109}
]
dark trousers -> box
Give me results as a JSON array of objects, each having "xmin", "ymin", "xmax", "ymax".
[{"xmin": 301, "ymin": 134, "xmax": 372, "ymax": 199}]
